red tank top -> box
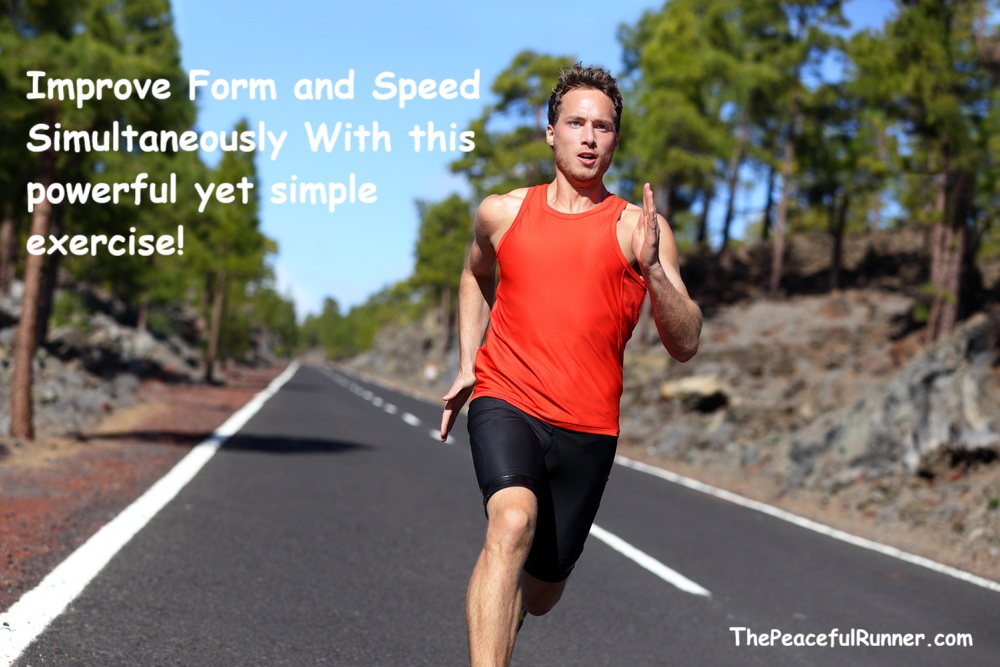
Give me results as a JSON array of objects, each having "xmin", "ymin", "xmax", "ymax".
[{"xmin": 472, "ymin": 184, "xmax": 647, "ymax": 435}]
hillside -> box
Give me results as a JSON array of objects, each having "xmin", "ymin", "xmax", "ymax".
[{"xmin": 348, "ymin": 226, "xmax": 1000, "ymax": 581}]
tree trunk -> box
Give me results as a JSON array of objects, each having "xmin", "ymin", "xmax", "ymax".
[
  {"xmin": 926, "ymin": 223, "xmax": 964, "ymax": 342},
  {"xmin": 10, "ymin": 146, "xmax": 56, "ymax": 439},
  {"xmin": 204, "ymin": 269, "xmax": 226, "ymax": 383},
  {"xmin": 137, "ymin": 300, "xmax": 149, "ymax": 331},
  {"xmin": 930, "ymin": 169, "xmax": 973, "ymax": 340},
  {"xmin": 925, "ymin": 137, "xmax": 963, "ymax": 343},
  {"xmin": 761, "ymin": 163, "xmax": 777, "ymax": 242},
  {"xmin": 769, "ymin": 81, "xmax": 801, "ymax": 299},
  {"xmin": 829, "ymin": 194, "xmax": 849, "ymax": 291},
  {"xmin": 660, "ymin": 174, "xmax": 675, "ymax": 223},
  {"xmin": 695, "ymin": 186, "xmax": 713, "ymax": 250},
  {"xmin": 720, "ymin": 117, "xmax": 748, "ymax": 257},
  {"xmin": 769, "ymin": 123, "xmax": 796, "ymax": 297},
  {"xmin": 35, "ymin": 207, "xmax": 61, "ymax": 346},
  {"xmin": 0, "ymin": 201, "xmax": 16, "ymax": 297},
  {"xmin": 868, "ymin": 126, "xmax": 887, "ymax": 232}
]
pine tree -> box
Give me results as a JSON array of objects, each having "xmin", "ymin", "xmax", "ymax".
[
  {"xmin": 851, "ymin": 0, "xmax": 997, "ymax": 340},
  {"xmin": 450, "ymin": 50, "xmax": 576, "ymax": 198},
  {"xmin": 193, "ymin": 119, "xmax": 271, "ymax": 383},
  {"xmin": 411, "ymin": 194, "xmax": 472, "ymax": 355}
]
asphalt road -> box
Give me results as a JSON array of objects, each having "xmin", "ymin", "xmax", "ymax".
[{"xmin": 9, "ymin": 364, "xmax": 1000, "ymax": 666}]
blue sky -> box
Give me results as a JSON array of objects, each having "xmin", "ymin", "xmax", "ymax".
[{"xmin": 171, "ymin": 0, "xmax": 892, "ymax": 319}]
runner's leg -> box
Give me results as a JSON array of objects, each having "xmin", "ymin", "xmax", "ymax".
[
  {"xmin": 467, "ymin": 486, "xmax": 538, "ymax": 666},
  {"xmin": 520, "ymin": 569, "xmax": 566, "ymax": 617}
]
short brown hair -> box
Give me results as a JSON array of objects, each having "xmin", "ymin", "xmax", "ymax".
[{"xmin": 547, "ymin": 63, "xmax": 624, "ymax": 133}]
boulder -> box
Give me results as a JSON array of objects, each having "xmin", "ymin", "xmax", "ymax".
[
  {"xmin": 660, "ymin": 375, "xmax": 732, "ymax": 412},
  {"xmin": 47, "ymin": 313, "xmax": 200, "ymax": 380},
  {"xmin": 791, "ymin": 311, "xmax": 1000, "ymax": 484}
]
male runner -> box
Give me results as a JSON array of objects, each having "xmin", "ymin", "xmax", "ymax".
[{"xmin": 440, "ymin": 63, "xmax": 702, "ymax": 667}]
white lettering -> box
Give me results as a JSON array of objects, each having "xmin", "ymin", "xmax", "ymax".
[{"xmin": 372, "ymin": 70, "xmax": 479, "ymax": 109}]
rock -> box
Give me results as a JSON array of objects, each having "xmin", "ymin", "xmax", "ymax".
[
  {"xmin": 0, "ymin": 326, "xmax": 16, "ymax": 360},
  {"xmin": 792, "ymin": 311, "xmax": 1000, "ymax": 484},
  {"xmin": 660, "ymin": 375, "xmax": 731, "ymax": 412},
  {"xmin": 0, "ymin": 280, "xmax": 23, "ymax": 327},
  {"xmin": 343, "ymin": 230, "xmax": 1000, "ymax": 568},
  {"xmin": 0, "ymin": 281, "xmax": 206, "ymax": 440},
  {"xmin": 47, "ymin": 313, "xmax": 200, "ymax": 380}
]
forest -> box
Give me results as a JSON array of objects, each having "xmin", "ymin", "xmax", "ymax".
[
  {"xmin": 304, "ymin": 0, "xmax": 1000, "ymax": 358},
  {"xmin": 3, "ymin": 0, "xmax": 999, "ymax": 439}
]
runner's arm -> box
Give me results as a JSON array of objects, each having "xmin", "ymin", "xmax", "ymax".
[
  {"xmin": 633, "ymin": 183, "xmax": 702, "ymax": 361},
  {"xmin": 440, "ymin": 198, "xmax": 502, "ymax": 440}
]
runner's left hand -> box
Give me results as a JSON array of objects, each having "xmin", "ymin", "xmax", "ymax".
[{"xmin": 631, "ymin": 182, "xmax": 661, "ymax": 271}]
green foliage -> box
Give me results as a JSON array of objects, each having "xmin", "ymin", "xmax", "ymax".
[
  {"xmin": 301, "ymin": 283, "xmax": 420, "ymax": 359},
  {"xmin": 251, "ymin": 279, "xmax": 299, "ymax": 357},
  {"xmin": 300, "ymin": 297, "xmax": 344, "ymax": 357},
  {"xmin": 411, "ymin": 194, "xmax": 472, "ymax": 309},
  {"xmin": 450, "ymin": 50, "xmax": 577, "ymax": 198},
  {"xmin": 50, "ymin": 289, "xmax": 89, "ymax": 331},
  {"xmin": 849, "ymin": 0, "xmax": 994, "ymax": 225},
  {"xmin": 190, "ymin": 118, "xmax": 280, "ymax": 365},
  {"xmin": 0, "ymin": 2, "xmax": 303, "ymax": 369},
  {"xmin": 355, "ymin": 3, "xmax": 997, "ymax": 353},
  {"xmin": 8, "ymin": 3, "xmax": 1000, "ymax": 366},
  {"xmin": 617, "ymin": 0, "xmax": 744, "ymax": 209}
]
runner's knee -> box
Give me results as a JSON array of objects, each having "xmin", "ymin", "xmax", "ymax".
[{"xmin": 485, "ymin": 489, "xmax": 537, "ymax": 556}]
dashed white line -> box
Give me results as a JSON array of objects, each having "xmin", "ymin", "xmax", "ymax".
[
  {"xmin": 589, "ymin": 524, "xmax": 711, "ymax": 597},
  {"xmin": 323, "ymin": 369, "xmax": 712, "ymax": 595}
]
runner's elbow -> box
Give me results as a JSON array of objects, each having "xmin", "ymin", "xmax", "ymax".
[
  {"xmin": 668, "ymin": 339, "xmax": 699, "ymax": 363},
  {"xmin": 663, "ymin": 321, "xmax": 701, "ymax": 362}
]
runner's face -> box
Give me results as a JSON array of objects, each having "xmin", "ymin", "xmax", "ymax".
[{"xmin": 547, "ymin": 88, "xmax": 619, "ymax": 187}]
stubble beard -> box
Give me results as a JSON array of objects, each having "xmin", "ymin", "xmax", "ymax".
[{"xmin": 554, "ymin": 147, "xmax": 614, "ymax": 189}]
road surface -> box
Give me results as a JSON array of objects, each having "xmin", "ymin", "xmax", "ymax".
[{"xmin": 4, "ymin": 363, "xmax": 997, "ymax": 666}]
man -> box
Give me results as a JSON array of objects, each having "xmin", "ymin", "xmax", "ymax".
[{"xmin": 440, "ymin": 63, "xmax": 702, "ymax": 667}]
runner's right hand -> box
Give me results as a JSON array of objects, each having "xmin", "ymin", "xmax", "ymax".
[{"xmin": 440, "ymin": 372, "xmax": 476, "ymax": 441}]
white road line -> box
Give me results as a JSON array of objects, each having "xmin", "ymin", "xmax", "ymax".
[
  {"xmin": 614, "ymin": 455, "xmax": 1000, "ymax": 594},
  {"xmin": 0, "ymin": 361, "xmax": 301, "ymax": 667},
  {"xmin": 402, "ymin": 413, "xmax": 421, "ymax": 427},
  {"xmin": 384, "ymin": 404, "xmax": 398, "ymax": 415},
  {"xmin": 589, "ymin": 524, "xmax": 711, "ymax": 597}
]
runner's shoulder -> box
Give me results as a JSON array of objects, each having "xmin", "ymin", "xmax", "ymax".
[
  {"xmin": 617, "ymin": 199, "xmax": 644, "ymax": 230},
  {"xmin": 475, "ymin": 187, "xmax": 529, "ymax": 236}
]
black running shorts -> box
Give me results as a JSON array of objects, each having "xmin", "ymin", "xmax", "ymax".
[{"xmin": 467, "ymin": 396, "xmax": 618, "ymax": 583}]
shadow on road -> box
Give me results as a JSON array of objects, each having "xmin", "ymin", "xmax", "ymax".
[
  {"xmin": 220, "ymin": 432, "xmax": 371, "ymax": 456},
  {"xmin": 75, "ymin": 430, "xmax": 371, "ymax": 456},
  {"xmin": 77, "ymin": 430, "xmax": 214, "ymax": 447}
]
